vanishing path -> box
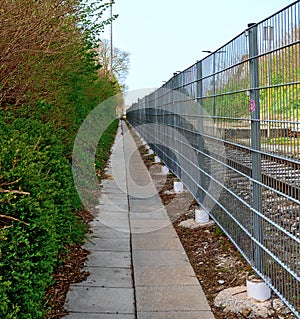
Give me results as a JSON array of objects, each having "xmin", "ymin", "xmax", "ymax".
[{"xmin": 64, "ymin": 121, "xmax": 215, "ymax": 319}]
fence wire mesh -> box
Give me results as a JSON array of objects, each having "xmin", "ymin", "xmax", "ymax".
[{"xmin": 126, "ymin": 1, "xmax": 300, "ymax": 316}]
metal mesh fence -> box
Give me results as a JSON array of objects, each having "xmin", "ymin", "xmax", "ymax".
[{"xmin": 126, "ymin": 1, "xmax": 300, "ymax": 316}]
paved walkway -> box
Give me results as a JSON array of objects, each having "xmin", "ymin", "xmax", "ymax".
[{"xmin": 64, "ymin": 121, "xmax": 215, "ymax": 319}]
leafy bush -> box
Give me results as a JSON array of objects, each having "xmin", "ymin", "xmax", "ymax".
[
  {"xmin": 0, "ymin": 1, "xmax": 122, "ymax": 317},
  {"xmin": 95, "ymin": 118, "xmax": 120, "ymax": 172},
  {"xmin": 0, "ymin": 115, "xmax": 86, "ymax": 318},
  {"xmin": 0, "ymin": 113, "xmax": 120, "ymax": 318}
]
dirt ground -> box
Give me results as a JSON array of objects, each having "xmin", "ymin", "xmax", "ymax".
[{"xmin": 45, "ymin": 209, "xmax": 93, "ymax": 318}]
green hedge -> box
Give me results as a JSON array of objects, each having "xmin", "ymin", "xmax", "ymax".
[
  {"xmin": 0, "ymin": 115, "xmax": 119, "ymax": 318},
  {"xmin": 95, "ymin": 119, "xmax": 120, "ymax": 172},
  {"xmin": 0, "ymin": 1, "xmax": 121, "ymax": 316}
]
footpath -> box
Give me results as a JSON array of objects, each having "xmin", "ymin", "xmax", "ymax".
[{"xmin": 64, "ymin": 121, "xmax": 215, "ymax": 319}]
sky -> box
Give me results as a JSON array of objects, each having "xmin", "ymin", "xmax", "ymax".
[{"xmin": 102, "ymin": 0, "xmax": 296, "ymax": 93}]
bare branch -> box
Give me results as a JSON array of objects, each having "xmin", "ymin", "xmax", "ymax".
[
  {"xmin": 0, "ymin": 189, "xmax": 30, "ymax": 196},
  {"xmin": 0, "ymin": 178, "xmax": 22, "ymax": 187},
  {"xmin": 0, "ymin": 214, "xmax": 28, "ymax": 225}
]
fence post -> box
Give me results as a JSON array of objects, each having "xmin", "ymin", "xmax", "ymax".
[
  {"xmin": 248, "ymin": 23, "xmax": 264, "ymax": 275},
  {"xmin": 196, "ymin": 61, "xmax": 205, "ymax": 205},
  {"xmin": 173, "ymin": 74, "xmax": 180, "ymax": 177},
  {"xmin": 212, "ymin": 53, "xmax": 216, "ymax": 123},
  {"xmin": 145, "ymin": 95, "xmax": 150, "ymax": 143}
]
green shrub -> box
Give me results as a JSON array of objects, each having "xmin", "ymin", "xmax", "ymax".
[
  {"xmin": 0, "ymin": 116, "xmax": 86, "ymax": 318},
  {"xmin": 0, "ymin": 113, "xmax": 119, "ymax": 318},
  {"xmin": 0, "ymin": 0, "xmax": 121, "ymax": 316},
  {"xmin": 95, "ymin": 118, "xmax": 119, "ymax": 172}
]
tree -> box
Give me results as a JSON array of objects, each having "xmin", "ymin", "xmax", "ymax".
[
  {"xmin": 96, "ymin": 39, "xmax": 130, "ymax": 88},
  {"xmin": 0, "ymin": 0, "xmax": 117, "ymax": 110}
]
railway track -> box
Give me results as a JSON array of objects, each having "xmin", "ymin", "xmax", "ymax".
[
  {"xmin": 196, "ymin": 139, "xmax": 300, "ymax": 238},
  {"xmin": 222, "ymin": 142, "xmax": 300, "ymax": 201}
]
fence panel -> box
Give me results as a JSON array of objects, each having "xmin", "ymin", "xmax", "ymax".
[{"xmin": 127, "ymin": 1, "xmax": 300, "ymax": 317}]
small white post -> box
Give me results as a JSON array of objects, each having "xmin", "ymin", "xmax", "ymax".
[
  {"xmin": 154, "ymin": 156, "xmax": 161, "ymax": 163},
  {"xmin": 246, "ymin": 275, "xmax": 271, "ymax": 301},
  {"xmin": 195, "ymin": 208, "xmax": 209, "ymax": 223},
  {"xmin": 173, "ymin": 181, "xmax": 183, "ymax": 193},
  {"xmin": 161, "ymin": 166, "xmax": 169, "ymax": 174}
]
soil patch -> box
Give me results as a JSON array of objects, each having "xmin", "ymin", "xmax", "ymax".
[{"xmin": 45, "ymin": 208, "xmax": 93, "ymax": 319}]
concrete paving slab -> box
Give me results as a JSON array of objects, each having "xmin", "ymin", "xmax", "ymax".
[
  {"xmin": 134, "ymin": 265, "xmax": 198, "ymax": 286},
  {"xmin": 84, "ymin": 238, "xmax": 130, "ymax": 252},
  {"xmin": 128, "ymin": 193, "xmax": 159, "ymax": 199},
  {"xmin": 129, "ymin": 196, "xmax": 162, "ymax": 205},
  {"xmin": 132, "ymin": 250, "xmax": 189, "ymax": 267},
  {"xmin": 92, "ymin": 224, "xmax": 130, "ymax": 234},
  {"xmin": 94, "ymin": 210, "xmax": 128, "ymax": 215},
  {"xmin": 135, "ymin": 286, "xmax": 211, "ymax": 312},
  {"xmin": 131, "ymin": 233, "xmax": 183, "ymax": 251},
  {"xmin": 129, "ymin": 205, "xmax": 167, "ymax": 214},
  {"xmin": 137, "ymin": 311, "xmax": 215, "ymax": 319},
  {"xmin": 130, "ymin": 219, "xmax": 172, "ymax": 234},
  {"xmin": 127, "ymin": 168, "xmax": 151, "ymax": 176},
  {"xmin": 99, "ymin": 195, "xmax": 128, "ymax": 203},
  {"xmin": 138, "ymin": 225, "xmax": 179, "ymax": 238},
  {"xmin": 99, "ymin": 193, "xmax": 128, "ymax": 201},
  {"xmin": 128, "ymin": 194, "xmax": 162, "ymax": 204},
  {"xmin": 129, "ymin": 211, "xmax": 169, "ymax": 220},
  {"xmin": 107, "ymin": 178, "xmax": 127, "ymax": 186},
  {"xmin": 128, "ymin": 181, "xmax": 152, "ymax": 188},
  {"xmin": 97, "ymin": 201, "xmax": 128, "ymax": 211},
  {"xmin": 101, "ymin": 188, "xmax": 126, "ymax": 195},
  {"xmin": 65, "ymin": 314, "xmax": 134, "ymax": 319},
  {"xmin": 98, "ymin": 197, "xmax": 128, "ymax": 211},
  {"xmin": 65, "ymin": 286, "xmax": 134, "ymax": 314},
  {"xmin": 128, "ymin": 175, "xmax": 152, "ymax": 182},
  {"xmin": 126, "ymin": 190, "xmax": 158, "ymax": 197},
  {"xmin": 95, "ymin": 211, "xmax": 129, "ymax": 222},
  {"xmin": 90, "ymin": 225, "xmax": 130, "ymax": 238},
  {"xmin": 99, "ymin": 199, "xmax": 127, "ymax": 207},
  {"xmin": 126, "ymin": 177, "xmax": 155, "ymax": 185},
  {"xmin": 127, "ymin": 173, "xmax": 152, "ymax": 182},
  {"xmin": 74, "ymin": 267, "xmax": 132, "ymax": 288},
  {"xmin": 94, "ymin": 212, "xmax": 130, "ymax": 231},
  {"xmin": 101, "ymin": 180, "xmax": 122, "ymax": 188},
  {"xmin": 129, "ymin": 162, "xmax": 151, "ymax": 168},
  {"xmin": 127, "ymin": 186, "xmax": 156, "ymax": 195},
  {"xmin": 128, "ymin": 165, "xmax": 148, "ymax": 170},
  {"xmin": 100, "ymin": 184, "xmax": 127, "ymax": 194},
  {"xmin": 85, "ymin": 251, "xmax": 131, "ymax": 268}
]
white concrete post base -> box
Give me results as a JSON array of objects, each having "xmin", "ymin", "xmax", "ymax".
[
  {"xmin": 195, "ymin": 208, "xmax": 210, "ymax": 223},
  {"xmin": 173, "ymin": 181, "xmax": 183, "ymax": 193},
  {"xmin": 246, "ymin": 275, "xmax": 271, "ymax": 301},
  {"xmin": 161, "ymin": 166, "xmax": 169, "ymax": 174},
  {"xmin": 154, "ymin": 156, "xmax": 161, "ymax": 163}
]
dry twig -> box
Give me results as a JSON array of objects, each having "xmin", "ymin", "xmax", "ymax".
[{"xmin": 0, "ymin": 214, "xmax": 28, "ymax": 225}]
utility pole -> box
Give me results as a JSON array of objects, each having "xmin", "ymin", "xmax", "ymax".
[{"xmin": 110, "ymin": 0, "xmax": 113, "ymax": 80}]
